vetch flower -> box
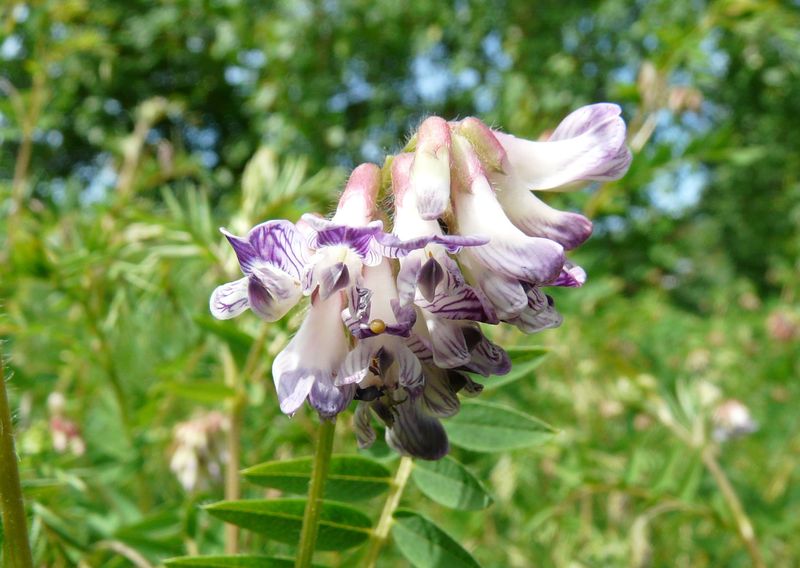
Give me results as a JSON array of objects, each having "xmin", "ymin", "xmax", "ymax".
[
  {"xmin": 210, "ymin": 220, "xmax": 308, "ymax": 321},
  {"xmin": 272, "ymin": 291, "xmax": 355, "ymax": 418},
  {"xmin": 411, "ymin": 116, "xmax": 452, "ymax": 220},
  {"xmin": 460, "ymin": 104, "xmax": 631, "ymax": 250}
]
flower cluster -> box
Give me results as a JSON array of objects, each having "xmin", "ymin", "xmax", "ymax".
[{"xmin": 211, "ymin": 104, "xmax": 631, "ymax": 459}]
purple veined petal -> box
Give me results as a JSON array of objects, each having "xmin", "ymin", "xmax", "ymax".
[
  {"xmin": 309, "ymin": 373, "xmax": 355, "ymax": 419},
  {"xmin": 406, "ymin": 330, "xmax": 434, "ymax": 363},
  {"xmin": 412, "ymin": 117, "xmax": 452, "ymax": 220},
  {"xmin": 337, "ymin": 341, "xmax": 372, "ymax": 386},
  {"xmin": 221, "ymin": 221, "xmax": 308, "ymax": 280},
  {"xmin": 271, "ymin": 294, "xmax": 349, "ymax": 415},
  {"xmin": 460, "ymin": 254, "xmax": 528, "ymax": 320},
  {"xmin": 459, "ymin": 327, "xmax": 511, "ymax": 377},
  {"xmin": 551, "ymin": 261, "xmax": 587, "ymax": 287},
  {"xmin": 395, "ymin": 343, "xmax": 424, "ymax": 393},
  {"xmin": 383, "ymin": 396, "xmax": 450, "ymax": 460},
  {"xmin": 317, "ymin": 262, "xmax": 351, "ymax": 300},
  {"xmin": 495, "ymin": 187, "xmax": 593, "ymax": 250},
  {"xmin": 210, "ymin": 278, "xmax": 249, "ymax": 320},
  {"xmin": 450, "ymin": 159, "xmax": 566, "ymax": 285},
  {"xmin": 423, "ymin": 315, "xmax": 471, "ymax": 369},
  {"xmin": 396, "ymin": 255, "xmax": 422, "ymax": 306},
  {"xmin": 354, "ymin": 402, "xmax": 377, "ymax": 449},
  {"xmin": 420, "ymin": 365, "xmax": 461, "ymax": 418},
  {"xmin": 246, "ymin": 220, "xmax": 309, "ymax": 280},
  {"xmin": 493, "ymin": 103, "xmax": 631, "ymax": 191},
  {"xmin": 417, "ymin": 256, "xmax": 445, "ymax": 303},
  {"xmin": 300, "ymin": 214, "xmax": 385, "ymax": 257},
  {"xmin": 509, "ymin": 288, "xmax": 563, "ymax": 333},
  {"xmin": 342, "ymin": 285, "xmax": 372, "ymax": 337},
  {"xmin": 459, "ymin": 236, "xmax": 565, "ymax": 286},
  {"xmin": 432, "ymin": 234, "xmax": 489, "ymax": 253},
  {"xmin": 248, "ymin": 263, "xmax": 305, "ymax": 321},
  {"xmin": 417, "ymin": 255, "xmax": 498, "ymax": 324}
]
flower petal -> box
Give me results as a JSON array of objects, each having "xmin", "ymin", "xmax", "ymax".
[
  {"xmin": 493, "ymin": 103, "xmax": 631, "ymax": 190},
  {"xmin": 337, "ymin": 341, "xmax": 372, "ymax": 386},
  {"xmin": 210, "ymin": 278, "xmax": 249, "ymax": 320},
  {"xmin": 309, "ymin": 374, "xmax": 355, "ymax": 419},
  {"xmin": 383, "ymin": 397, "xmax": 450, "ymax": 460},
  {"xmin": 271, "ymin": 294, "xmax": 348, "ymax": 415},
  {"xmin": 424, "ymin": 316, "xmax": 471, "ymax": 368},
  {"xmin": 420, "ymin": 365, "xmax": 461, "ymax": 418},
  {"xmin": 318, "ymin": 262, "xmax": 351, "ymax": 300},
  {"xmin": 412, "ymin": 116, "xmax": 451, "ymax": 220},
  {"xmin": 354, "ymin": 403, "xmax": 376, "ymax": 448},
  {"xmin": 551, "ymin": 261, "xmax": 587, "ymax": 287},
  {"xmin": 509, "ymin": 288, "xmax": 563, "ymax": 333},
  {"xmin": 248, "ymin": 264, "xmax": 305, "ymax": 321},
  {"xmin": 496, "ymin": 188, "xmax": 593, "ymax": 250},
  {"xmin": 459, "ymin": 327, "xmax": 511, "ymax": 377},
  {"xmin": 246, "ymin": 220, "xmax": 309, "ymax": 280},
  {"xmin": 459, "ymin": 236, "xmax": 565, "ymax": 286},
  {"xmin": 395, "ymin": 343, "xmax": 424, "ymax": 393}
]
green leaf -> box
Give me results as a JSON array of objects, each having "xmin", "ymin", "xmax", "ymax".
[
  {"xmin": 482, "ymin": 346, "xmax": 548, "ymax": 390},
  {"xmin": 165, "ymin": 556, "xmax": 296, "ymax": 568},
  {"xmin": 411, "ymin": 456, "xmax": 493, "ymax": 511},
  {"xmin": 391, "ymin": 510, "xmax": 481, "ymax": 568},
  {"xmin": 444, "ymin": 400, "xmax": 557, "ymax": 452},
  {"xmin": 205, "ymin": 499, "xmax": 371, "ymax": 551},
  {"xmin": 243, "ymin": 455, "xmax": 392, "ymax": 501}
]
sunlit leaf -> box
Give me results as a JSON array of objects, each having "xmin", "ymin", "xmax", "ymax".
[
  {"xmin": 243, "ymin": 455, "xmax": 392, "ymax": 501},
  {"xmin": 391, "ymin": 510, "xmax": 481, "ymax": 568},
  {"xmin": 445, "ymin": 400, "xmax": 557, "ymax": 452},
  {"xmin": 411, "ymin": 457, "xmax": 493, "ymax": 511},
  {"xmin": 205, "ymin": 499, "xmax": 371, "ymax": 550}
]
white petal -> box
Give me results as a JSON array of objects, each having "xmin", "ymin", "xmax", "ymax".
[{"xmin": 210, "ymin": 278, "xmax": 249, "ymax": 320}]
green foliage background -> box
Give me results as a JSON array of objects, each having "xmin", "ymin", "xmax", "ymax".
[{"xmin": 1, "ymin": 0, "xmax": 799, "ymax": 566}]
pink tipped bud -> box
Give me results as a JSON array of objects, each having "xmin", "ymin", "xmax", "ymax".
[
  {"xmin": 333, "ymin": 163, "xmax": 381, "ymax": 225},
  {"xmin": 449, "ymin": 133, "xmax": 487, "ymax": 194},
  {"xmin": 412, "ymin": 116, "xmax": 451, "ymax": 220},
  {"xmin": 456, "ymin": 117, "xmax": 508, "ymax": 174},
  {"xmin": 390, "ymin": 153, "xmax": 415, "ymax": 207}
]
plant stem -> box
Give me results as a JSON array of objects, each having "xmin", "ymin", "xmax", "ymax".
[
  {"xmin": 221, "ymin": 345, "xmax": 243, "ymax": 554},
  {"xmin": 701, "ymin": 446, "xmax": 765, "ymax": 568},
  {"xmin": 363, "ymin": 456, "xmax": 414, "ymax": 568},
  {"xmin": 295, "ymin": 418, "xmax": 337, "ymax": 568},
  {"xmin": 0, "ymin": 356, "xmax": 34, "ymax": 568}
]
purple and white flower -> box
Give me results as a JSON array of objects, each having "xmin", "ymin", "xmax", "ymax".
[
  {"xmin": 210, "ymin": 220, "xmax": 308, "ymax": 321},
  {"xmin": 459, "ymin": 105, "xmax": 631, "ymax": 250},
  {"xmin": 271, "ymin": 292, "xmax": 355, "ymax": 418}
]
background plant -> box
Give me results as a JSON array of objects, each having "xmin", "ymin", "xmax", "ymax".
[{"xmin": 1, "ymin": 0, "xmax": 799, "ymax": 566}]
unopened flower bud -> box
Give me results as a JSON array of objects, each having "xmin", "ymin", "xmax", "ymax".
[
  {"xmin": 455, "ymin": 117, "xmax": 507, "ymax": 174},
  {"xmin": 412, "ymin": 117, "xmax": 451, "ymax": 220}
]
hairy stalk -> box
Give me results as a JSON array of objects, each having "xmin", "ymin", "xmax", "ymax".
[
  {"xmin": 363, "ymin": 456, "xmax": 414, "ymax": 568},
  {"xmin": 295, "ymin": 418, "xmax": 337, "ymax": 568},
  {"xmin": 701, "ymin": 446, "xmax": 766, "ymax": 568},
  {"xmin": 0, "ymin": 355, "xmax": 34, "ymax": 568}
]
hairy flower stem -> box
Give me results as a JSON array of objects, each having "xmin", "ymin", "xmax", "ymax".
[
  {"xmin": 701, "ymin": 446, "xmax": 766, "ymax": 568},
  {"xmin": 363, "ymin": 456, "xmax": 414, "ymax": 568},
  {"xmin": 295, "ymin": 418, "xmax": 337, "ymax": 568},
  {"xmin": 0, "ymin": 356, "xmax": 34, "ymax": 568}
]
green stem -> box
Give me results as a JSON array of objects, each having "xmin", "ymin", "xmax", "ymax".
[
  {"xmin": 0, "ymin": 356, "xmax": 34, "ymax": 568},
  {"xmin": 701, "ymin": 446, "xmax": 765, "ymax": 568},
  {"xmin": 295, "ymin": 418, "xmax": 337, "ymax": 568},
  {"xmin": 363, "ymin": 456, "xmax": 414, "ymax": 568}
]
